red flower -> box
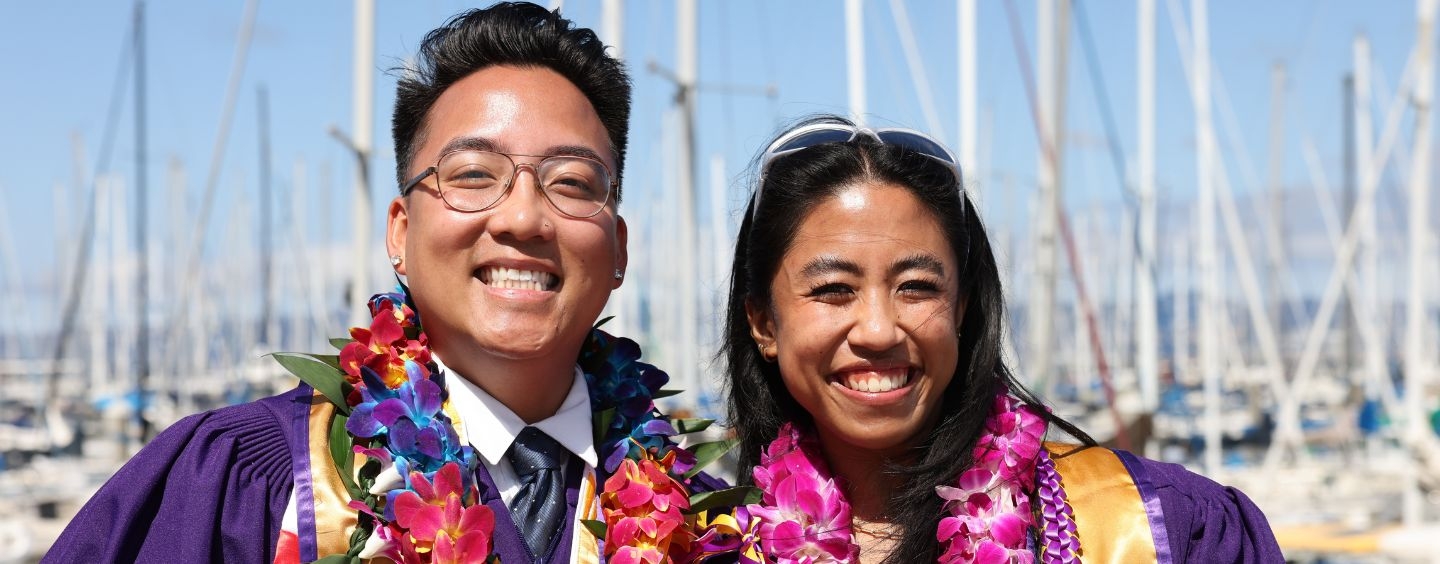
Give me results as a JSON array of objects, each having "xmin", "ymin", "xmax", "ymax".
[
  {"xmin": 340, "ymin": 301, "xmax": 434, "ymax": 395},
  {"xmin": 391, "ymin": 463, "xmax": 495, "ymax": 561}
]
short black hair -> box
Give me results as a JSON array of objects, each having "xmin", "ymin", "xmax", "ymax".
[
  {"xmin": 392, "ymin": 2, "xmax": 632, "ymax": 200},
  {"xmin": 722, "ymin": 115, "xmax": 1094, "ymax": 563}
]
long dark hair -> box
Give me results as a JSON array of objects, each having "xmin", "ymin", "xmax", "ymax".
[{"xmin": 721, "ymin": 116, "xmax": 1093, "ymax": 562}]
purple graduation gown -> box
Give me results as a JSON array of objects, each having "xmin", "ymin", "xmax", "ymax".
[
  {"xmin": 1118, "ymin": 451, "xmax": 1284, "ymax": 562},
  {"xmin": 43, "ymin": 387, "xmax": 303, "ymax": 563},
  {"xmin": 42, "ymin": 385, "xmax": 1282, "ymax": 563}
]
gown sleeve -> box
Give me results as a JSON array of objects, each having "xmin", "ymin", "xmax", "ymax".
[
  {"xmin": 42, "ymin": 388, "xmax": 306, "ymax": 564},
  {"xmin": 1131, "ymin": 456, "xmax": 1285, "ymax": 563}
]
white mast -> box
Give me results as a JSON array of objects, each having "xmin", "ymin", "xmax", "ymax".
[
  {"xmin": 676, "ymin": 0, "xmax": 700, "ymax": 399},
  {"xmin": 959, "ymin": 0, "xmax": 978, "ymax": 200},
  {"xmin": 1354, "ymin": 33, "xmax": 1389, "ymax": 445},
  {"xmin": 347, "ymin": 0, "xmax": 375, "ymax": 328},
  {"xmin": 90, "ymin": 175, "xmax": 111, "ymax": 399},
  {"xmin": 1027, "ymin": 0, "xmax": 1067, "ymax": 385},
  {"xmin": 845, "ymin": 0, "xmax": 867, "ymax": 125},
  {"xmin": 601, "ymin": 0, "xmax": 624, "ymax": 59},
  {"xmin": 602, "ymin": 0, "xmax": 624, "ymax": 59},
  {"xmin": 599, "ymin": 0, "xmax": 631, "ymax": 340},
  {"xmin": 1265, "ymin": 63, "xmax": 1286, "ymax": 362},
  {"xmin": 1404, "ymin": 0, "xmax": 1436, "ymax": 526},
  {"xmin": 1190, "ymin": 0, "xmax": 1223, "ymax": 476},
  {"xmin": 1135, "ymin": 0, "xmax": 1158, "ymax": 415}
]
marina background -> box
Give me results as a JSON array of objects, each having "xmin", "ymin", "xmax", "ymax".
[{"xmin": 2, "ymin": 0, "xmax": 1437, "ymax": 560}]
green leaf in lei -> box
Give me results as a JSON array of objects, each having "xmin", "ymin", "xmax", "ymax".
[{"xmin": 270, "ymin": 352, "xmax": 352, "ymax": 415}]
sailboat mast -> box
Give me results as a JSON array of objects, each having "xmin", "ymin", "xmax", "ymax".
[
  {"xmin": 1403, "ymin": 0, "xmax": 1437, "ymax": 527},
  {"xmin": 133, "ymin": 0, "xmax": 151, "ymax": 442},
  {"xmin": 845, "ymin": 0, "xmax": 866, "ymax": 124},
  {"xmin": 1028, "ymin": 0, "xmax": 1067, "ymax": 387},
  {"xmin": 258, "ymin": 85, "xmax": 273, "ymax": 346},
  {"xmin": 1265, "ymin": 63, "xmax": 1287, "ymax": 353},
  {"xmin": 1190, "ymin": 0, "xmax": 1223, "ymax": 476},
  {"xmin": 1136, "ymin": 0, "xmax": 1158, "ymax": 415},
  {"xmin": 959, "ymin": 0, "xmax": 977, "ymax": 192},
  {"xmin": 676, "ymin": 0, "xmax": 700, "ymax": 398},
  {"xmin": 349, "ymin": 0, "xmax": 374, "ymax": 328}
]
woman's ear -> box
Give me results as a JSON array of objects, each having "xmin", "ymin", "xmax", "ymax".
[{"xmin": 745, "ymin": 298, "xmax": 777, "ymax": 356}]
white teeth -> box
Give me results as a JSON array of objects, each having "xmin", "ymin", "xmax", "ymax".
[
  {"xmin": 841, "ymin": 370, "xmax": 909, "ymax": 393},
  {"xmin": 481, "ymin": 266, "xmax": 557, "ymax": 291}
]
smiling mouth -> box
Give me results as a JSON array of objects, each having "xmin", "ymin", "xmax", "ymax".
[
  {"xmin": 838, "ymin": 368, "xmax": 913, "ymax": 393},
  {"xmin": 477, "ymin": 266, "xmax": 559, "ymax": 291}
]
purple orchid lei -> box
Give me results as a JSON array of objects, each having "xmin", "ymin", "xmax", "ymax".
[{"xmin": 728, "ymin": 392, "xmax": 1079, "ymax": 564}]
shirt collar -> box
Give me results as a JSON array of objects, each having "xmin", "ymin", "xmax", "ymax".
[{"xmin": 435, "ymin": 354, "xmax": 598, "ymax": 469}]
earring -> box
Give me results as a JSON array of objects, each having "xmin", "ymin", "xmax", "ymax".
[
  {"xmin": 390, "ymin": 255, "xmax": 403, "ymax": 266},
  {"xmin": 757, "ymin": 342, "xmax": 775, "ymax": 362},
  {"xmin": 614, "ymin": 269, "xmax": 624, "ymax": 280}
]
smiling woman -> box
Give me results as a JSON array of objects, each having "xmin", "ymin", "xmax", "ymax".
[{"xmin": 717, "ymin": 116, "xmax": 1285, "ymax": 563}]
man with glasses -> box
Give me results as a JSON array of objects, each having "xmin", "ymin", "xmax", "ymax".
[{"xmin": 45, "ymin": 3, "xmax": 712, "ymax": 563}]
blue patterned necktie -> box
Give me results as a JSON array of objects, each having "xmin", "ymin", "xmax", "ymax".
[{"xmin": 507, "ymin": 426, "xmax": 570, "ymax": 559}]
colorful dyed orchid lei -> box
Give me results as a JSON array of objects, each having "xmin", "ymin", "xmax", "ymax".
[
  {"xmin": 273, "ymin": 289, "xmax": 752, "ymax": 563},
  {"xmin": 699, "ymin": 393, "xmax": 1079, "ymax": 564}
]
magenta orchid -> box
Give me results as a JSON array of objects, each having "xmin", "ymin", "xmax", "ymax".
[
  {"xmin": 728, "ymin": 393, "xmax": 1077, "ymax": 564},
  {"xmin": 746, "ymin": 423, "xmax": 858, "ymax": 564}
]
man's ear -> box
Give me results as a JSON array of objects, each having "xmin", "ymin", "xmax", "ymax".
[
  {"xmin": 386, "ymin": 196, "xmax": 409, "ymax": 276},
  {"xmin": 613, "ymin": 215, "xmax": 629, "ymax": 289}
]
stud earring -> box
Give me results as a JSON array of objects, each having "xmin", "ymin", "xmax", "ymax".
[
  {"xmin": 614, "ymin": 269, "xmax": 624, "ymax": 280},
  {"xmin": 390, "ymin": 255, "xmax": 403, "ymax": 267}
]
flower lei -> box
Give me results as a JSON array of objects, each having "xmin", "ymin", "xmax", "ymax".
[
  {"xmin": 274, "ymin": 289, "xmax": 747, "ymax": 563},
  {"xmin": 703, "ymin": 393, "xmax": 1080, "ymax": 564}
]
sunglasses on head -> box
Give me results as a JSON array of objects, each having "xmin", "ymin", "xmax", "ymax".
[{"xmin": 751, "ymin": 123, "xmax": 965, "ymax": 220}]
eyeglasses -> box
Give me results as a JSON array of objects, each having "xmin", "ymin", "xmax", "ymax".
[
  {"xmin": 752, "ymin": 123, "xmax": 963, "ymax": 219},
  {"xmin": 401, "ymin": 149, "xmax": 617, "ymax": 219}
]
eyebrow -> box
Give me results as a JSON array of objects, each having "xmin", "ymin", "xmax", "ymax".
[
  {"xmin": 799, "ymin": 256, "xmax": 862, "ymax": 279},
  {"xmin": 892, "ymin": 253, "xmax": 946, "ymax": 277},
  {"xmin": 437, "ymin": 137, "xmax": 607, "ymax": 163},
  {"xmin": 438, "ymin": 136, "xmax": 499, "ymax": 154},
  {"xmin": 797, "ymin": 253, "xmax": 947, "ymax": 279}
]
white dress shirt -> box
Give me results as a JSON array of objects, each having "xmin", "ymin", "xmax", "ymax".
[{"xmin": 436, "ymin": 355, "xmax": 598, "ymax": 507}]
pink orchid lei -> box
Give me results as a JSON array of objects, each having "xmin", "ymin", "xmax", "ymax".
[
  {"xmin": 726, "ymin": 393, "xmax": 1079, "ymax": 564},
  {"xmin": 277, "ymin": 289, "xmax": 742, "ymax": 563}
]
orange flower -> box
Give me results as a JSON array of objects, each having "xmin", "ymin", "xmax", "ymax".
[{"xmin": 601, "ymin": 457, "xmax": 696, "ymax": 563}]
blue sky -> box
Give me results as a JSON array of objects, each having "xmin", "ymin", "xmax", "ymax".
[{"xmin": 0, "ymin": 0, "xmax": 1425, "ymax": 294}]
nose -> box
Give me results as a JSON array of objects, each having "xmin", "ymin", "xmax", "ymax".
[
  {"xmin": 848, "ymin": 293, "xmax": 906, "ymax": 353},
  {"xmin": 484, "ymin": 163, "xmax": 554, "ymax": 241}
]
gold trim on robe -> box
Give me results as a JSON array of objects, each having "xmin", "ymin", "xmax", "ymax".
[
  {"xmin": 1047, "ymin": 443, "xmax": 1159, "ymax": 563},
  {"xmin": 307, "ymin": 394, "xmax": 359, "ymax": 559}
]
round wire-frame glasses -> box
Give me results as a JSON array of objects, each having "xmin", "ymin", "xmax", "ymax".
[{"xmin": 401, "ymin": 149, "xmax": 618, "ymax": 219}]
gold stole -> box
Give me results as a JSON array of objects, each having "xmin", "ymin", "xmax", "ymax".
[
  {"xmin": 1047, "ymin": 443, "xmax": 1161, "ymax": 563},
  {"xmin": 305, "ymin": 391, "xmax": 604, "ymax": 562},
  {"xmin": 306, "ymin": 396, "xmax": 358, "ymax": 558}
]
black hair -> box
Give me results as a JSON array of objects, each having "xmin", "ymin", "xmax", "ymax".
[
  {"xmin": 392, "ymin": 2, "xmax": 632, "ymax": 200},
  {"xmin": 721, "ymin": 115, "xmax": 1094, "ymax": 563}
]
